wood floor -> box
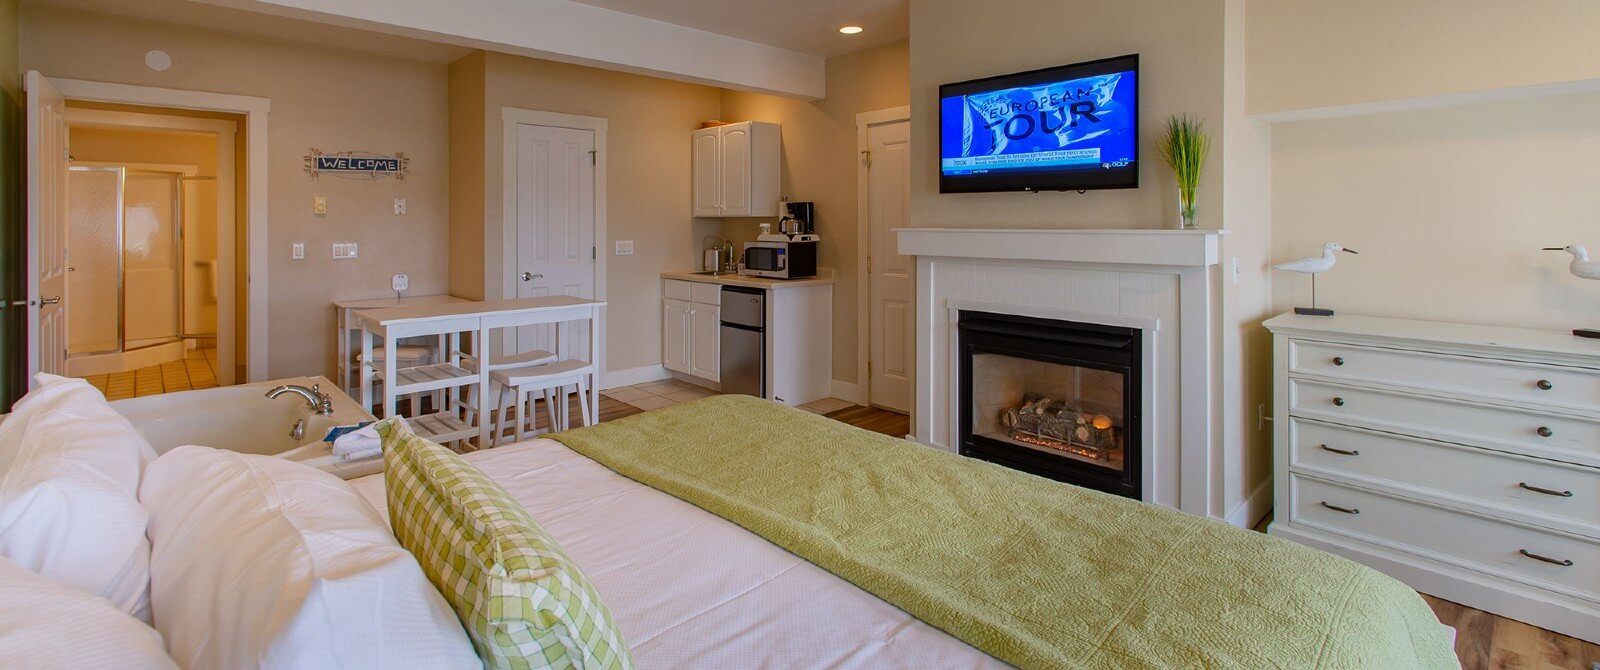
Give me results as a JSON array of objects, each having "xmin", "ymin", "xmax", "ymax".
[{"xmin": 78, "ymin": 348, "xmax": 220, "ymax": 400}]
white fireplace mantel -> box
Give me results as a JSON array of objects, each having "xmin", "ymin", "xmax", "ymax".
[
  {"xmin": 896, "ymin": 228, "xmax": 1225, "ymax": 268},
  {"xmin": 896, "ymin": 227, "xmax": 1227, "ymax": 518}
]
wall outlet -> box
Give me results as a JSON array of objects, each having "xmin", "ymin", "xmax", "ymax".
[
  {"xmin": 291, "ymin": 242, "xmax": 305, "ymax": 260},
  {"xmin": 313, "ymin": 195, "xmax": 327, "ymax": 216},
  {"xmin": 332, "ymin": 242, "xmax": 358, "ymax": 260},
  {"xmin": 391, "ymin": 274, "xmax": 409, "ymax": 292},
  {"xmin": 393, "ymin": 198, "xmax": 407, "ymax": 215},
  {"xmin": 614, "ymin": 240, "xmax": 634, "ymax": 256}
]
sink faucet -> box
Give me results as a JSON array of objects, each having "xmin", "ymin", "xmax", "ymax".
[{"xmin": 266, "ymin": 383, "xmax": 335, "ymax": 416}]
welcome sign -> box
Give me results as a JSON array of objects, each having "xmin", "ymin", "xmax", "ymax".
[{"xmin": 304, "ymin": 149, "xmax": 410, "ymax": 180}]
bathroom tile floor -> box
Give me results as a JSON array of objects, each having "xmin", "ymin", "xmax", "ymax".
[{"xmin": 79, "ymin": 348, "xmax": 220, "ymax": 400}]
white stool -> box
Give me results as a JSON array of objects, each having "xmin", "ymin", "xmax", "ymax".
[
  {"xmin": 489, "ymin": 358, "xmax": 596, "ymax": 446},
  {"xmin": 461, "ymin": 348, "xmax": 558, "ymax": 428}
]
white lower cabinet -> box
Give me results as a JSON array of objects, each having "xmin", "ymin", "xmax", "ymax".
[
  {"xmin": 662, "ymin": 280, "xmax": 720, "ymax": 382},
  {"xmin": 660, "ymin": 276, "xmax": 833, "ymax": 405},
  {"xmin": 662, "ymin": 298, "xmax": 692, "ymax": 374},
  {"xmin": 689, "ymin": 304, "xmax": 720, "ymax": 382}
]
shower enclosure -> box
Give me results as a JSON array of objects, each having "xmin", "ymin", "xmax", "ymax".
[{"xmin": 66, "ymin": 165, "xmax": 216, "ymax": 375}]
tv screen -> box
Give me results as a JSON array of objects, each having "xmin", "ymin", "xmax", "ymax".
[{"xmin": 940, "ymin": 54, "xmax": 1138, "ymax": 193}]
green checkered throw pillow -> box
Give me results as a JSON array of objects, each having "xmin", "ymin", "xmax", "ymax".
[{"xmin": 375, "ymin": 418, "xmax": 633, "ymax": 670}]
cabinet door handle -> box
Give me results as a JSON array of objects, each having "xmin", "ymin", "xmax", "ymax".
[
  {"xmin": 1518, "ymin": 482, "xmax": 1574, "ymax": 497},
  {"xmin": 1331, "ymin": 397, "xmax": 1345, "ymax": 406},
  {"xmin": 1319, "ymin": 444, "xmax": 1359, "ymax": 456},
  {"xmin": 1331, "ymin": 356, "xmax": 1345, "ymax": 366},
  {"xmin": 1518, "ymin": 549, "xmax": 1573, "ymax": 567},
  {"xmin": 1536, "ymin": 426, "xmax": 1553, "ymax": 438},
  {"xmin": 1319, "ymin": 501, "xmax": 1360, "ymax": 515},
  {"xmin": 1536, "ymin": 379, "xmax": 1553, "ymax": 391}
]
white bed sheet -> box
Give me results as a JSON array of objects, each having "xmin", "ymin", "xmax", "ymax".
[{"xmin": 349, "ymin": 438, "xmax": 1008, "ymax": 670}]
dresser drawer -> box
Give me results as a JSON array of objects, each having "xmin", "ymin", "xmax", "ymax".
[
  {"xmin": 1290, "ymin": 340, "xmax": 1600, "ymax": 413},
  {"xmin": 1290, "ymin": 379, "xmax": 1600, "ymax": 462},
  {"xmin": 1291, "ymin": 419, "xmax": 1600, "ymax": 531},
  {"xmin": 1292, "ymin": 475, "xmax": 1599, "ymax": 598}
]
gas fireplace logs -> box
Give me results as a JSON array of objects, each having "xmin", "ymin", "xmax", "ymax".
[{"xmin": 998, "ymin": 392, "xmax": 1118, "ymax": 460}]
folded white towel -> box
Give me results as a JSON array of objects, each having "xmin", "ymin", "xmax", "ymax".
[{"xmin": 332, "ymin": 423, "xmax": 383, "ymax": 462}]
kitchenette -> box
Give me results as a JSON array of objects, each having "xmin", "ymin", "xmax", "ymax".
[{"xmin": 666, "ymin": 120, "xmax": 834, "ymax": 407}]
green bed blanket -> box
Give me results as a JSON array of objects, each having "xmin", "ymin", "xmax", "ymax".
[{"xmin": 550, "ymin": 395, "xmax": 1457, "ymax": 669}]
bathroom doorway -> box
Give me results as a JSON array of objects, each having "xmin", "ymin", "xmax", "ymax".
[{"xmin": 62, "ymin": 107, "xmax": 239, "ymax": 398}]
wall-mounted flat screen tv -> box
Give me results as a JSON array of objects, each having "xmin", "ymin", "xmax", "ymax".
[{"xmin": 940, "ymin": 54, "xmax": 1139, "ymax": 193}]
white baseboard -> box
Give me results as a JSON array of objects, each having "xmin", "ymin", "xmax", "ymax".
[
  {"xmin": 601, "ymin": 364, "xmax": 670, "ymax": 390},
  {"xmin": 830, "ymin": 379, "xmax": 862, "ymax": 404},
  {"xmin": 1225, "ymin": 477, "xmax": 1273, "ymax": 528}
]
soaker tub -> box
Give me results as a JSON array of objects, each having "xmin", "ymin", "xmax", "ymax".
[{"xmin": 110, "ymin": 376, "xmax": 381, "ymax": 479}]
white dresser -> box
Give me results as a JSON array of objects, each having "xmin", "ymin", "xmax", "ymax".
[{"xmin": 1265, "ymin": 313, "xmax": 1600, "ymax": 642}]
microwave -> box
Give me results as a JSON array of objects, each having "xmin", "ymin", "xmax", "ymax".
[{"xmin": 741, "ymin": 240, "xmax": 817, "ymax": 279}]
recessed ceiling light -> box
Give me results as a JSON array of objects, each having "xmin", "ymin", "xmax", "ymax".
[{"xmin": 838, "ymin": 25, "xmax": 864, "ymax": 35}]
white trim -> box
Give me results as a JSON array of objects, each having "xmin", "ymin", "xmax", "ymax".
[
  {"xmin": 63, "ymin": 108, "xmax": 240, "ymax": 385},
  {"xmin": 601, "ymin": 363, "xmax": 670, "ymax": 390},
  {"xmin": 49, "ymin": 77, "xmax": 270, "ymax": 382},
  {"xmin": 829, "ymin": 379, "xmax": 862, "ymax": 405},
  {"xmin": 855, "ymin": 106, "xmax": 911, "ymax": 411},
  {"xmin": 1225, "ymin": 476, "xmax": 1273, "ymax": 528},
  {"xmin": 1252, "ymin": 76, "xmax": 1600, "ymax": 124},
  {"xmin": 499, "ymin": 107, "xmax": 608, "ymax": 379}
]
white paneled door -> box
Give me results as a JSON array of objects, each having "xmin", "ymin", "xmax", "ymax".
[
  {"xmin": 867, "ymin": 119, "xmax": 912, "ymax": 413},
  {"xmin": 26, "ymin": 71, "xmax": 69, "ymax": 383},
  {"xmin": 514, "ymin": 122, "xmax": 596, "ymax": 361}
]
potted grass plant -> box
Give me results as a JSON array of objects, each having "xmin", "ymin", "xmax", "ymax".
[{"xmin": 1159, "ymin": 114, "xmax": 1211, "ymax": 229}]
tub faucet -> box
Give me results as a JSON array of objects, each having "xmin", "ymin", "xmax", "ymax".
[{"xmin": 266, "ymin": 383, "xmax": 335, "ymax": 416}]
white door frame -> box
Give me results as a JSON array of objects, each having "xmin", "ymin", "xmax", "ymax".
[
  {"xmin": 63, "ymin": 108, "xmax": 239, "ymax": 384},
  {"xmin": 47, "ymin": 77, "xmax": 270, "ymax": 382},
  {"xmin": 855, "ymin": 105, "xmax": 911, "ymax": 409},
  {"xmin": 499, "ymin": 107, "xmax": 607, "ymax": 374}
]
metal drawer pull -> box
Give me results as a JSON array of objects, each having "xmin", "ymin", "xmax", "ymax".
[
  {"xmin": 1536, "ymin": 379, "xmax": 1553, "ymax": 391},
  {"xmin": 1518, "ymin": 549, "xmax": 1574, "ymax": 567},
  {"xmin": 1331, "ymin": 356, "xmax": 1345, "ymax": 366},
  {"xmin": 1536, "ymin": 426, "xmax": 1553, "ymax": 438},
  {"xmin": 1331, "ymin": 397, "xmax": 1345, "ymax": 406},
  {"xmin": 1518, "ymin": 482, "xmax": 1574, "ymax": 497},
  {"xmin": 1319, "ymin": 501, "xmax": 1360, "ymax": 515},
  {"xmin": 1319, "ymin": 444, "xmax": 1359, "ymax": 456}
]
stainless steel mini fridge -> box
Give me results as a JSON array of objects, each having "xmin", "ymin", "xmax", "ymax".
[{"xmin": 719, "ymin": 286, "xmax": 765, "ymax": 397}]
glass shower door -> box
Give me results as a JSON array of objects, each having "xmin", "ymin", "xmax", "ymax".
[
  {"xmin": 120, "ymin": 171, "xmax": 183, "ymax": 350},
  {"xmin": 66, "ymin": 167, "xmax": 122, "ymax": 355}
]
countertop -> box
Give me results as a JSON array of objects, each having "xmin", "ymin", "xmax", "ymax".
[{"xmin": 660, "ymin": 267, "xmax": 835, "ymax": 289}]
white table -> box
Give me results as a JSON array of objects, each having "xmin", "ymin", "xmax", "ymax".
[
  {"xmin": 355, "ymin": 296, "xmax": 605, "ymax": 447},
  {"xmin": 333, "ymin": 294, "xmax": 468, "ymax": 397}
]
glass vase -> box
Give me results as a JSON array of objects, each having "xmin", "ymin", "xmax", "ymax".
[{"xmin": 1176, "ymin": 187, "xmax": 1198, "ymax": 229}]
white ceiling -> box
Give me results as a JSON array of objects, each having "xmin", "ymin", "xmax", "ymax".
[{"xmin": 569, "ymin": 0, "xmax": 908, "ymax": 57}]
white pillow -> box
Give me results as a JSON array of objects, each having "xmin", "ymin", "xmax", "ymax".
[
  {"xmin": 141, "ymin": 446, "xmax": 479, "ymax": 669},
  {"xmin": 0, "ymin": 373, "xmax": 155, "ymax": 619},
  {"xmin": 0, "ymin": 555, "xmax": 176, "ymax": 669}
]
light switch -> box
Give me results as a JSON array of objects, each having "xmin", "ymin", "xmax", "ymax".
[
  {"xmin": 332, "ymin": 242, "xmax": 358, "ymax": 260},
  {"xmin": 393, "ymin": 198, "xmax": 407, "ymax": 215},
  {"xmin": 291, "ymin": 242, "xmax": 305, "ymax": 260},
  {"xmin": 614, "ymin": 240, "xmax": 634, "ymax": 256},
  {"xmin": 313, "ymin": 195, "xmax": 327, "ymax": 216},
  {"xmin": 391, "ymin": 274, "xmax": 409, "ymax": 292}
]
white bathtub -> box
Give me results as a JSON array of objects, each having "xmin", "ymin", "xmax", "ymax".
[{"xmin": 111, "ymin": 375, "xmax": 381, "ymax": 479}]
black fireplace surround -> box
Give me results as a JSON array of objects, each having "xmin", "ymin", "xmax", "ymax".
[{"xmin": 958, "ymin": 310, "xmax": 1142, "ymax": 500}]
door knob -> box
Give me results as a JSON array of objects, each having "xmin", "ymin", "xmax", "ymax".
[{"xmin": 520, "ymin": 272, "xmax": 543, "ymax": 282}]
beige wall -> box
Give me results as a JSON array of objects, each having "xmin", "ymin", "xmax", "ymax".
[
  {"xmin": 909, "ymin": 0, "xmax": 1226, "ymax": 231},
  {"xmin": 1270, "ymin": 91, "xmax": 1600, "ymax": 330},
  {"xmin": 449, "ymin": 51, "xmax": 723, "ymax": 375},
  {"xmin": 23, "ymin": 7, "xmax": 451, "ymax": 379},
  {"xmin": 1246, "ymin": 0, "xmax": 1600, "ymax": 117},
  {"xmin": 447, "ymin": 51, "xmax": 487, "ymax": 301},
  {"xmin": 718, "ymin": 40, "xmax": 910, "ymax": 383}
]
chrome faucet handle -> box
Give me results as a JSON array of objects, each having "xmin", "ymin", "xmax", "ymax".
[{"xmin": 309, "ymin": 384, "xmax": 336, "ymax": 416}]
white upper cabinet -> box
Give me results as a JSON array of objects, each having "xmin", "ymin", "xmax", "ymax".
[{"xmin": 691, "ymin": 121, "xmax": 779, "ymax": 217}]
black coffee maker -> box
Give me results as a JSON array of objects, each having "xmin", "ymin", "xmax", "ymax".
[{"xmin": 778, "ymin": 201, "xmax": 816, "ymax": 239}]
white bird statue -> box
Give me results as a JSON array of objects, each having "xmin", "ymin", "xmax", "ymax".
[
  {"xmin": 1543, "ymin": 244, "xmax": 1600, "ymax": 338},
  {"xmin": 1274, "ymin": 242, "xmax": 1358, "ymax": 316}
]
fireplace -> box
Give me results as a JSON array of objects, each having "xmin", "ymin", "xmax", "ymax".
[{"xmin": 958, "ymin": 311, "xmax": 1142, "ymax": 499}]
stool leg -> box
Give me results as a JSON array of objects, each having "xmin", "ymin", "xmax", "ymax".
[
  {"xmin": 492, "ymin": 386, "xmax": 510, "ymax": 448},
  {"xmin": 576, "ymin": 378, "xmax": 591, "ymax": 428},
  {"xmin": 543, "ymin": 388, "xmax": 559, "ymax": 433},
  {"xmin": 559, "ymin": 388, "xmax": 571, "ymax": 431},
  {"xmin": 515, "ymin": 387, "xmax": 529, "ymax": 443}
]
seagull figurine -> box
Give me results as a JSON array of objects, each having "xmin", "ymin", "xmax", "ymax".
[
  {"xmin": 1274, "ymin": 242, "xmax": 1358, "ymax": 316},
  {"xmin": 1543, "ymin": 244, "xmax": 1600, "ymax": 338}
]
